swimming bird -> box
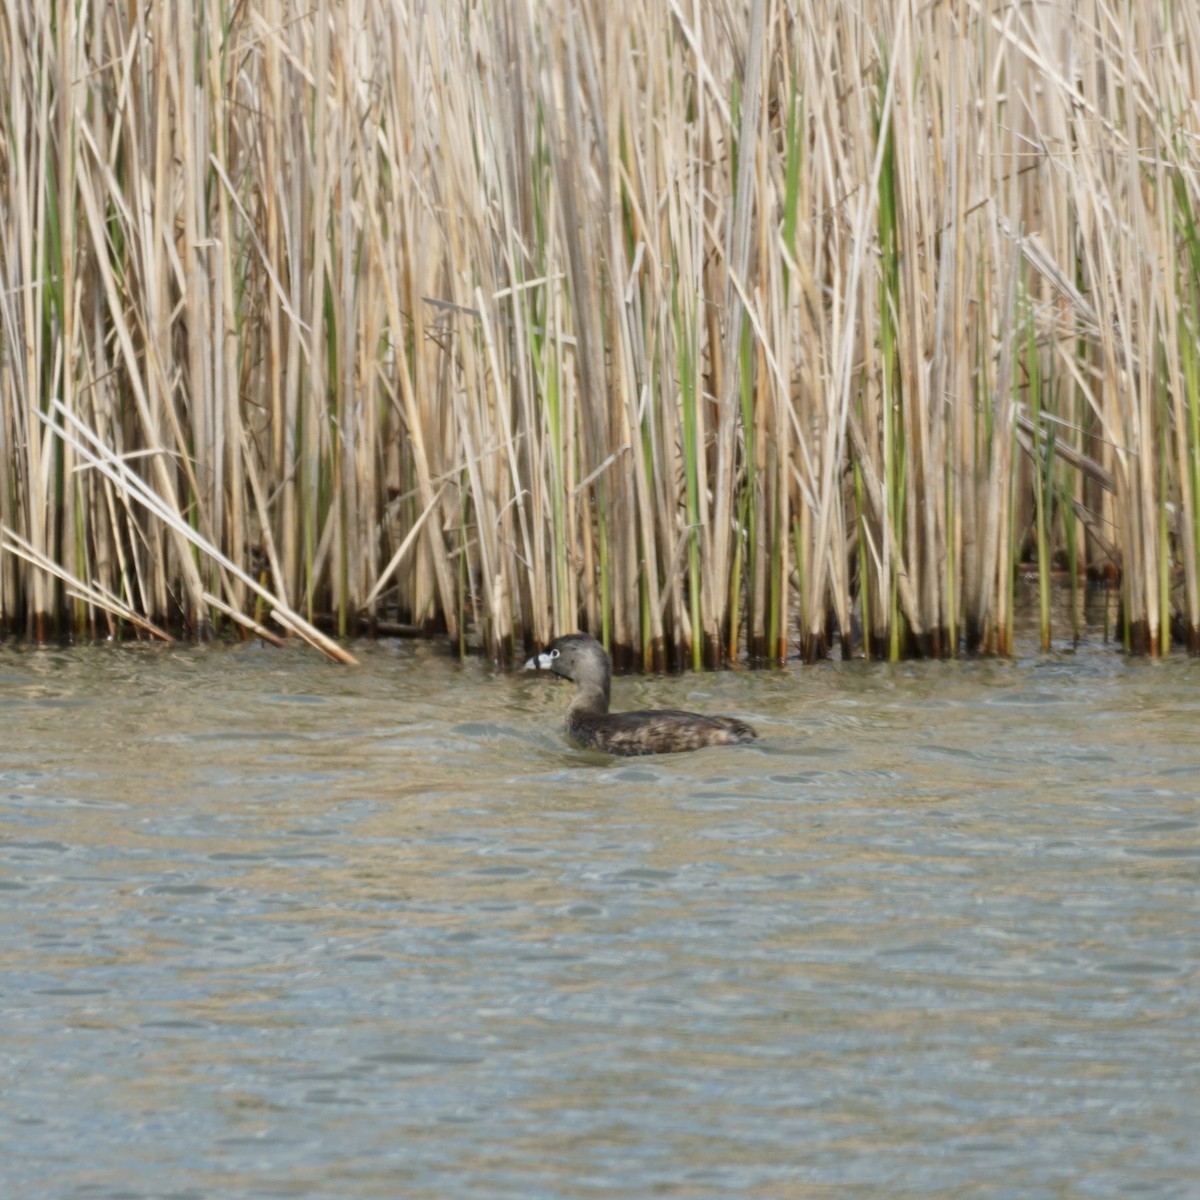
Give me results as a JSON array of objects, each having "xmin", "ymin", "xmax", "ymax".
[{"xmin": 524, "ymin": 632, "xmax": 757, "ymax": 756}]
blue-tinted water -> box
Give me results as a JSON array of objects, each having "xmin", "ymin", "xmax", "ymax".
[{"xmin": 1, "ymin": 638, "xmax": 1197, "ymax": 1198}]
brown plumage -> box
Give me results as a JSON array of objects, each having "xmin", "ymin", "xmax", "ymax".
[{"xmin": 524, "ymin": 633, "xmax": 757, "ymax": 756}]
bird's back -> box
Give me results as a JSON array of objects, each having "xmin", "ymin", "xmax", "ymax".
[{"xmin": 568, "ymin": 707, "xmax": 756, "ymax": 756}]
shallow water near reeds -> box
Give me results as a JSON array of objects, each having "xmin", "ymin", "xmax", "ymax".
[{"xmin": 1, "ymin": 629, "xmax": 1198, "ymax": 1199}]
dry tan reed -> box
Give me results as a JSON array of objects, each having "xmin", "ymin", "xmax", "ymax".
[{"xmin": 1, "ymin": 0, "xmax": 1199, "ymax": 663}]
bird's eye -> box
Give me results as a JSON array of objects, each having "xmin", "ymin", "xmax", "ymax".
[{"xmin": 549, "ymin": 648, "xmax": 560, "ymax": 659}]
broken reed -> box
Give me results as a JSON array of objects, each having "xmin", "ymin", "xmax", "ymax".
[{"xmin": 1, "ymin": 0, "xmax": 1199, "ymax": 664}]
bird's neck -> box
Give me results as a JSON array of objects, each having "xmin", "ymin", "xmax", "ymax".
[{"xmin": 569, "ymin": 677, "xmax": 610, "ymax": 715}]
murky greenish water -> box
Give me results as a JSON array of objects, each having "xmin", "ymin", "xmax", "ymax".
[{"xmin": 1, "ymin": 634, "xmax": 1197, "ymax": 1199}]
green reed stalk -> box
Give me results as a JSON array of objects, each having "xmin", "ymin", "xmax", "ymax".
[
  {"xmin": 853, "ymin": 462, "xmax": 871, "ymax": 659},
  {"xmin": 767, "ymin": 440, "xmax": 784, "ymax": 663},
  {"xmin": 1158, "ymin": 375, "xmax": 1172, "ymax": 650},
  {"xmin": 729, "ymin": 486, "xmax": 747, "ymax": 660},
  {"xmin": 1062, "ymin": 476, "xmax": 1080, "ymax": 644},
  {"xmin": 1184, "ymin": 315, "xmax": 1200, "ymax": 648},
  {"xmin": 534, "ymin": 320, "xmax": 569, "ymax": 636},
  {"xmin": 1023, "ymin": 283, "xmax": 1052, "ymax": 652},
  {"xmin": 889, "ymin": 451, "xmax": 907, "ymax": 664},
  {"xmin": 1001, "ymin": 423, "xmax": 1018, "ymax": 660},
  {"xmin": 771, "ymin": 81, "xmax": 803, "ymax": 665},
  {"xmin": 876, "ymin": 68, "xmax": 903, "ymax": 659},
  {"xmin": 458, "ymin": 485, "xmax": 469, "ymax": 659},
  {"xmin": 737, "ymin": 323, "xmax": 759, "ymax": 658},
  {"xmin": 791, "ymin": 512, "xmax": 806, "ymax": 656},
  {"xmin": 1172, "ymin": 165, "xmax": 1200, "ymax": 648},
  {"xmin": 672, "ymin": 274, "xmax": 703, "ymax": 671}
]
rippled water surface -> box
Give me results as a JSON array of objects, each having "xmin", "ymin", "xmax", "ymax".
[{"xmin": 1, "ymin": 634, "xmax": 1198, "ymax": 1198}]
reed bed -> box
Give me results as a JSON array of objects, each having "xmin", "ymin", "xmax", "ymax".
[{"xmin": 2, "ymin": 0, "xmax": 1199, "ymax": 664}]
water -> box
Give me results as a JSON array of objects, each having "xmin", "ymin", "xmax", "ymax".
[{"xmin": 1, "ymin": 635, "xmax": 1197, "ymax": 1198}]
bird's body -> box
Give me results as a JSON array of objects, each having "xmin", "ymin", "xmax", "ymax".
[{"xmin": 525, "ymin": 633, "xmax": 757, "ymax": 756}]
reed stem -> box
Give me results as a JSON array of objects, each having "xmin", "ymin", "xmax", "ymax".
[{"xmin": 0, "ymin": 0, "xmax": 1197, "ymax": 662}]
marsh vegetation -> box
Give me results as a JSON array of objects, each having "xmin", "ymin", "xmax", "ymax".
[{"xmin": 2, "ymin": 0, "xmax": 1198, "ymax": 665}]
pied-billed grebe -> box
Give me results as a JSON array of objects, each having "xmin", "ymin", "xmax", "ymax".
[{"xmin": 524, "ymin": 633, "xmax": 757, "ymax": 756}]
